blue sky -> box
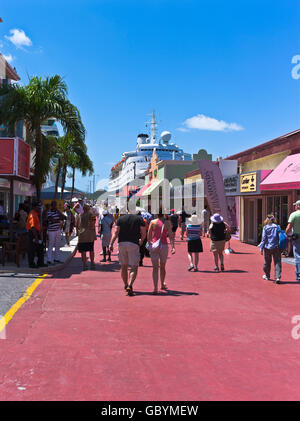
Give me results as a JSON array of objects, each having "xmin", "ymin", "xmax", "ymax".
[{"xmin": 1, "ymin": 0, "xmax": 300, "ymax": 191}]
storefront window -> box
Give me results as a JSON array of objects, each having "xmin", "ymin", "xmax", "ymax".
[{"xmin": 266, "ymin": 195, "xmax": 288, "ymax": 228}]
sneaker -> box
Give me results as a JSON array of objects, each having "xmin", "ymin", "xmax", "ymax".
[
  {"xmin": 262, "ymin": 275, "xmax": 270, "ymax": 280},
  {"xmin": 275, "ymin": 278, "xmax": 280, "ymax": 284},
  {"xmin": 220, "ymin": 264, "xmax": 225, "ymax": 271},
  {"xmin": 214, "ymin": 267, "xmax": 219, "ymax": 272},
  {"xmin": 126, "ymin": 285, "xmax": 134, "ymax": 296},
  {"xmin": 188, "ymin": 264, "xmax": 194, "ymax": 271}
]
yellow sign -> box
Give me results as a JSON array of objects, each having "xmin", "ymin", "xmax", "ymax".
[
  {"xmin": 240, "ymin": 172, "xmax": 257, "ymax": 193},
  {"xmin": 43, "ymin": 199, "xmax": 64, "ymax": 213}
]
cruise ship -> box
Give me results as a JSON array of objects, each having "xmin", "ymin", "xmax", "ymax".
[{"xmin": 108, "ymin": 111, "xmax": 192, "ymax": 195}]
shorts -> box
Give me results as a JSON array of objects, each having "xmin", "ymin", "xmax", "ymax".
[
  {"xmin": 101, "ymin": 232, "xmax": 112, "ymax": 248},
  {"xmin": 150, "ymin": 244, "xmax": 169, "ymax": 264},
  {"xmin": 118, "ymin": 242, "xmax": 140, "ymax": 267},
  {"xmin": 78, "ymin": 242, "xmax": 94, "ymax": 253}
]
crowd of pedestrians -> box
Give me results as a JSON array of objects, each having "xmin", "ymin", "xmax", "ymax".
[{"xmin": 10, "ymin": 196, "xmax": 300, "ymax": 292}]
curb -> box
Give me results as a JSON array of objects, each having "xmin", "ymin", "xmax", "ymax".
[{"xmin": 0, "ymin": 242, "xmax": 78, "ymax": 275}]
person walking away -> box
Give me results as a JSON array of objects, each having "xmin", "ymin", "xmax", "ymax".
[
  {"xmin": 209, "ymin": 213, "xmax": 230, "ymax": 272},
  {"xmin": 47, "ymin": 200, "xmax": 66, "ymax": 265},
  {"xmin": 201, "ymin": 205, "xmax": 210, "ymax": 237},
  {"xmin": 259, "ymin": 214, "xmax": 282, "ymax": 284},
  {"xmin": 26, "ymin": 201, "xmax": 47, "ymax": 268},
  {"xmin": 99, "ymin": 209, "xmax": 114, "ymax": 262},
  {"xmin": 64, "ymin": 204, "xmax": 75, "ymax": 246},
  {"xmin": 138, "ymin": 212, "xmax": 149, "ymax": 266},
  {"xmin": 186, "ymin": 214, "xmax": 203, "ymax": 272},
  {"xmin": 169, "ymin": 209, "xmax": 179, "ymax": 242},
  {"xmin": 286, "ymin": 200, "xmax": 300, "ymax": 281},
  {"xmin": 147, "ymin": 212, "xmax": 175, "ymax": 294},
  {"xmin": 14, "ymin": 203, "xmax": 28, "ymax": 234},
  {"xmin": 109, "ymin": 211, "xmax": 146, "ymax": 296},
  {"xmin": 178, "ymin": 208, "xmax": 191, "ymax": 240},
  {"xmin": 76, "ymin": 204, "xmax": 97, "ymax": 270}
]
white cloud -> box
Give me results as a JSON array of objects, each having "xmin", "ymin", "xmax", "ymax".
[
  {"xmin": 179, "ymin": 114, "xmax": 244, "ymax": 132},
  {"xmin": 5, "ymin": 29, "xmax": 32, "ymax": 49},
  {"xmin": 176, "ymin": 127, "xmax": 190, "ymax": 133},
  {"xmin": 3, "ymin": 54, "xmax": 13, "ymax": 63}
]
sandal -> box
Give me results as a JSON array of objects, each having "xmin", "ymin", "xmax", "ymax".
[
  {"xmin": 161, "ymin": 284, "xmax": 168, "ymax": 290},
  {"xmin": 152, "ymin": 290, "xmax": 158, "ymax": 295}
]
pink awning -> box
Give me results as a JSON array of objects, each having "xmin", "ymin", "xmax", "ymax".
[
  {"xmin": 260, "ymin": 153, "xmax": 300, "ymax": 190},
  {"xmin": 135, "ymin": 183, "xmax": 151, "ymax": 197}
]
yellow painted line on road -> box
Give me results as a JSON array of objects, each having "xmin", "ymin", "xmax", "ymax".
[{"xmin": 0, "ymin": 274, "xmax": 48, "ymax": 334}]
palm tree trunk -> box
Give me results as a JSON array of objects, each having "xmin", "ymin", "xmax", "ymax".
[
  {"xmin": 60, "ymin": 164, "xmax": 67, "ymax": 200},
  {"xmin": 54, "ymin": 158, "xmax": 61, "ymax": 200},
  {"xmin": 35, "ymin": 125, "xmax": 42, "ymax": 201},
  {"xmin": 71, "ymin": 167, "xmax": 75, "ymax": 200}
]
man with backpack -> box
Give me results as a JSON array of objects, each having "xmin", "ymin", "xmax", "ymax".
[{"xmin": 286, "ymin": 200, "xmax": 300, "ymax": 281}]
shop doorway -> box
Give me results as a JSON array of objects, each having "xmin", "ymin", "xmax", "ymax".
[{"xmin": 244, "ymin": 197, "xmax": 263, "ymax": 244}]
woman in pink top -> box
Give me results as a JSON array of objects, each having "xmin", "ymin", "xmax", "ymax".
[{"xmin": 147, "ymin": 213, "xmax": 175, "ymax": 295}]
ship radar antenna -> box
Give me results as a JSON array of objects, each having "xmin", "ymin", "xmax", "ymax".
[{"xmin": 145, "ymin": 109, "xmax": 158, "ymax": 144}]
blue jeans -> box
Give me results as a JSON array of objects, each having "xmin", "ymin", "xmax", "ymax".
[{"xmin": 293, "ymin": 237, "xmax": 300, "ymax": 279}]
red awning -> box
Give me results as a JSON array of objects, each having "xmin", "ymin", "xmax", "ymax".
[
  {"xmin": 135, "ymin": 183, "xmax": 151, "ymax": 197},
  {"xmin": 260, "ymin": 153, "xmax": 300, "ymax": 190}
]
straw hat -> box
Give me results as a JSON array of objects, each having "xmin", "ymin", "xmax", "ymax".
[{"xmin": 187, "ymin": 214, "xmax": 202, "ymax": 225}]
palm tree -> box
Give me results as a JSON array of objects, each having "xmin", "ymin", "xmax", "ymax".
[
  {"xmin": 53, "ymin": 133, "xmax": 93, "ymax": 200},
  {"xmin": 0, "ymin": 75, "xmax": 85, "ymax": 200},
  {"xmin": 69, "ymin": 149, "xmax": 94, "ymax": 200}
]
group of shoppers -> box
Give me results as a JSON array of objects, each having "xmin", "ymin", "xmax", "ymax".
[{"xmin": 24, "ymin": 196, "xmax": 300, "ymax": 291}]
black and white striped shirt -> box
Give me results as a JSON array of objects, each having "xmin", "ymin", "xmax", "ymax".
[{"xmin": 47, "ymin": 209, "xmax": 63, "ymax": 231}]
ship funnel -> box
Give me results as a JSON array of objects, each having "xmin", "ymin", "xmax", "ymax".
[
  {"xmin": 161, "ymin": 131, "xmax": 171, "ymax": 145},
  {"xmin": 137, "ymin": 133, "xmax": 149, "ymax": 146}
]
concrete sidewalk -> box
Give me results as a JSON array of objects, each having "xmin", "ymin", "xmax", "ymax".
[{"xmin": 0, "ymin": 234, "xmax": 78, "ymax": 275}]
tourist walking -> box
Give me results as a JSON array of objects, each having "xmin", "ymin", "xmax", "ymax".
[
  {"xmin": 178, "ymin": 208, "xmax": 191, "ymax": 240},
  {"xmin": 64, "ymin": 204, "xmax": 75, "ymax": 246},
  {"xmin": 186, "ymin": 214, "xmax": 203, "ymax": 272},
  {"xmin": 147, "ymin": 212, "xmax": 175, "ymax": 294},
  {"xmin": 259, "ymin": 214, "xmax": 282, "ymax": 284},
  {"xmin": 98, "ymin": 209, "xmax": 114, "ymax": 262},
  {"xmin": 209, "ymin": 213, "xmax": 230, "ymax": 272},
  {"xmin": 76, "ymin": 204, "xmax": 97, "ymax": 271},
  {"xmin": 286, "ymin": 200, "xmax": 300, "ymax": 281},
  {"xmin": 26, "ymin": 201, "xmax": 47, "ymax": 268},
  {"xmin": 201, "ymin": 205, "xmax": 210, "ymax": 237},
  {"xmin": 138, "ymin": 211, "xmax": 150, "ymax": 267},
  {"xmin": 47, "ymin": 200, "xmax": 66, "ymax": 265},
  {"xmin": 110, "ymin": 210, "xmax": 146, "ymax": 296},
  {"xmin": 169, "ymin": 209, "xmax": 179, "ymax": 242}
]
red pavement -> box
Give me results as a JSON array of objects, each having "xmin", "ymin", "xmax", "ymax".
[{"xmin": 1, "ymin": 236, "xmax": 300, "ymax": 401}]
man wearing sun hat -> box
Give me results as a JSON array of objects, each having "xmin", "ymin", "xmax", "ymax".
[{"xmin": 286, "ymin": 200, "xmax": 300, "ymax": 281}]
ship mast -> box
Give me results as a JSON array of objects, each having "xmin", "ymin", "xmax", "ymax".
[{"xmin": 150, "ymin": 110, "xmax": 157, "ymax": 144}]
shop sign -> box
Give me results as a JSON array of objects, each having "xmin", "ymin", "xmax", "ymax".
[
  {"xmin": 240, "ymin": 172, "xmax": 257, "ymax": 193},
  {"xmin": 223, "ymin": 175, "xmax": 239, "ymax": 195},
  {"xmin": 0, "ymin": 137, "xmax": 30, "ymax": 179},
  {"xmin": 13, "ymin": 180, "xmax": 35, "ymax": 196}
]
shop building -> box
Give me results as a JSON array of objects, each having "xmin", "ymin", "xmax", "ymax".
[{"xmin": 226, "ymin": 129, "xmax": 300, "ymax": 244}]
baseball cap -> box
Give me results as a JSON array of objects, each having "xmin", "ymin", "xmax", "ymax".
[{"xmin": 293, "ymin": 200, "xmax": 300, "ymax": 206}]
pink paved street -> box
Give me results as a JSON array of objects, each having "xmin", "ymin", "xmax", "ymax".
[{"xmin": 1, "ymin": 236, "xmax": 300, "ymax": 401}]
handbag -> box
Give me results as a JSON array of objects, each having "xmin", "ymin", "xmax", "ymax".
[
  {"xmin": 225, "ymin": 227, "xmax": 231, "ymax": 242},
  {"xmin": 147, "ymin": 223, "xmax": 165, "ymax": 253}
]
